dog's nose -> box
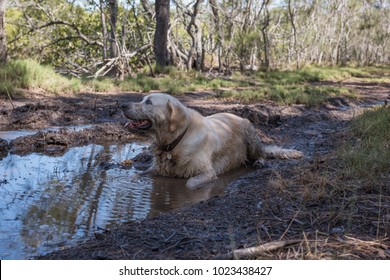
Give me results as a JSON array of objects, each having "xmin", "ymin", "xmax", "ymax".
[{"xmin": 121, "ymin": 104, "xmax": 129, "ymax": 110}]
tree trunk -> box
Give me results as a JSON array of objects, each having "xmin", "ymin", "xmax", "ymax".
[
  {"xmin": 260, "ymin": 1, "xmax": 271, "ymax": 71},
  {"xmin": 99, "ymin": 0, "xmax": 108, "ymax": 60},
  {"xmin": 209, "ymin": 0, "xmax": 223, "ymax": 71},
  {"xmin": 194, "ymin": 20, "xmax": 203, "ymax": 71},
  {"xmin": 288, "ymin": 0, "xmax": 299, "ymax": 69},
  {"xmin": 0, "ymin": 0, "xmax": 7, "ymax": 62},
  {"xmin": 261, "ymin": 27, "xmax": 270, "ymax": 71},
  {"xmin": 108, "ymin": 0, "xmax": 118, "ymax": 59},
  {"xmin": 185, "ymin": 0, "xmax": 203, "ymax": 71},
  {"xmin": 154, "ymin": 0, "xmax": 170, "ymax": 69}
]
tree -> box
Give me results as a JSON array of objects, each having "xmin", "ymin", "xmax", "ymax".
[
  {"xmin": 99, "ymin": 0, "xmax": 108, "ymax": 60},
  {"xmin": 287, "ymin": 0, "xmax": 299, "ymax": 69},
  {"xmin": 259, "ymin": 0, "xmax": 271, "ymax": 71},
  {"xmin": 154, "ymin": 0, "xmax": 170, "ymax": 69},
  {"xmin": 0, "ymin": 0, "xmax": 6, "ymax": 62},
  {"xmin": 209, "ymin": 0, "xmax": 223, "ymax": 71},
  {"xmin": 108, "ymin": 0, "xmax": 118, "ymax": 59}
]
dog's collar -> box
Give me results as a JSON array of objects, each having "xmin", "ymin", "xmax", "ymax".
[{"xmin": 163, "ymin": 127, "xmax": 188, "ymax": 152}]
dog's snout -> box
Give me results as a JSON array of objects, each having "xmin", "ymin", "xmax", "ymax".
[{"xmin": 121, "ymin": 104, "xmax": 129, "ymax": 110}]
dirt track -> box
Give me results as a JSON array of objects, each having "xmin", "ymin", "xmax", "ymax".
[{"xmin": 1, "ymin": 83, "xmax": 389, "ymax": 259}]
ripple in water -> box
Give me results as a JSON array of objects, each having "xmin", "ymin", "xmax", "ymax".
[{"xmin": 0, "ymin": 140, "xmax": 245, "ymax": 259}]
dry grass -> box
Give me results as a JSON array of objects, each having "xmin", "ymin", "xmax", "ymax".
[{"xmin": 257, "ymin": 235, "xmax": 389, "ymax": 260}]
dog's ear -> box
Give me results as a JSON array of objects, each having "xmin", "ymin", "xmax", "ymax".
[{"xmin": 167, "ymin": 100, "xmax": 186, "ymax": 132}]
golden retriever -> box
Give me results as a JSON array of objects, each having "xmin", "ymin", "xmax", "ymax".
[{"xmin": 122, "ymin": 93, "xmax": 302, "ymax": 188}]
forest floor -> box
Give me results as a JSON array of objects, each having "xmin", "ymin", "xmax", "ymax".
[{"xmin": 1, "ymin": 80, "xmax": 389, "ymax": 259}]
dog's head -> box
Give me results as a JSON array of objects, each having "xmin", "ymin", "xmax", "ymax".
[{"xmin": 122, "ymin": 93, "xmax": 188, "ymax": 133}]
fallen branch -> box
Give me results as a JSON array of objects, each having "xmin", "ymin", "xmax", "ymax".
[
  {"xmin": 94, "ymin": 57, "xmax": 118, "ymax": 78},
  {"xmin": 232, "ymin": 240, "xmax": 300, "ymax": 259},
  {"xmin": 92, "ymin": 44, "xmax": 152, "ymax": 78}
]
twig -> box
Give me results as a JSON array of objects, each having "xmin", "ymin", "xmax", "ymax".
[
  {"xmin": 160, "ymin": 238, "xmax": 195, "ymax": 253},
  {"xmin": 163, "ymin": 231, "xmax": 177, "ymax": 243},
  {"xmin": 93, "ymin": 96, "xmax": 99, "ymax": 110},
  {"xmin": 302, "ymin": 231, "xmax": 312, "ymax": 255},
  {"xmin": 5, "ymin": 86, "xmax": 15, "ymax": 110},
  {"xmin": 109, "ymin": 101, "xmax": 119, "ymax": 116},
  {"xmin": 279, "ymin": 210, "xmax": 300, "ymax": 240}
]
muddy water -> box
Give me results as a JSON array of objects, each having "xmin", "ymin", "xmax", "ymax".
[
  {"xmin": 0, "ymin": 125, "xmax": 92, "ymax": 143},
  {"xmin": 0, "ymin": 137, "xmax": 248, "ymax": 259}
]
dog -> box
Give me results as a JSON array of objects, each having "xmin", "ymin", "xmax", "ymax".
[{"xmin": 122, "ymin": 93, "xmax": 302, "ymax": 188}]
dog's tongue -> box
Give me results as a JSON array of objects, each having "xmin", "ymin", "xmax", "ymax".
[{"xmin": 124, "ymin": 120, "xmax": 149, "ymax": 129}]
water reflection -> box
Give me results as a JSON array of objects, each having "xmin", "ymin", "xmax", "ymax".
[{"xmin": 0, "ymin": 142, "xmax": 247, "ymax": 259}]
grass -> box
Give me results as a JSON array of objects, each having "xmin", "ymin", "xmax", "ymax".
[
  {"xmin": 217, "ymin": 84, "xmax": 356, "ymax": 105},
  {"xmin": 121, "ymin": 69, "xmax": 249, "ymax": 95},
  {"xmin": 340, "ymin": 106, "xmax": 390, "ymax": 186},
  {"xmin": 1, "ymin": 59, "xmax": 389, "ymax": 107},
  {"xmin": 211, "ymin": 65, "xmax": 390, "ymax": 105},
  {"xmin": 0, "ymin": 59, "xmax": 82, "ymax": 95},
  {"xmin": 82, "ymin": 77, "xmax": 118, "ymax": 92}
]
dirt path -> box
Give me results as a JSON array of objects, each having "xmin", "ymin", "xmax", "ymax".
[{"xmin": 1, "ymin": 83, "xmax": 389, "ymax": 259}]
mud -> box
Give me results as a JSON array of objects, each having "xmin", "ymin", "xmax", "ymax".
[{"xmin": 1, "ymin": 83, "xmax": 389, "ymax": 260}]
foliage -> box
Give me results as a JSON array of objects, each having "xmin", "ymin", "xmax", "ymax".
[
  {"xmin": 6, "ymin": 0, "xmax": 151, "ymax": 75},
  {"xmin": 3, "ymin": 0, "xmax": 390, "ymax": 76}
]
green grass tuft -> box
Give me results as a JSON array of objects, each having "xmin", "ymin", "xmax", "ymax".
[
  {"xmin": 0, "ymin": 59, "xmax": 81, "ymax": 95},
  {"xmin": 340, "ymin": 106, "xmax": 390, "ymax": 186}
]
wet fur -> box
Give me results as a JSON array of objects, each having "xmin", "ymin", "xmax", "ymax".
[{"xmin": 122, "ymin": 93, "xmax": 302, "ymax": 188}]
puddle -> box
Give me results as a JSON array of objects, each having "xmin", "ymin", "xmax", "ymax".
[
  {"xmin": 0, "ymin": 141, "xmax": 248, "ymax": 260},
  {"xmin": 0, "ymin": 125, "xmax": 92, "ymax": 143}
]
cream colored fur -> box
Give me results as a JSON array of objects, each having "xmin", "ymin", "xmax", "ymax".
[{"xmin": 122, "ymin": 93, "xmax": 302, "ymax": 188}]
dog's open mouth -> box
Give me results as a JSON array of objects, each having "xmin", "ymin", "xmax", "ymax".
[{"xmin": 124, "ymin": 119, "xmax": 152, "ymax": 130}]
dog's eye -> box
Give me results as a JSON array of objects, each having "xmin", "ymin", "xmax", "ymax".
[{"xmin": 145, "ymin": 99, "xmax": 152, "ymax": 105}]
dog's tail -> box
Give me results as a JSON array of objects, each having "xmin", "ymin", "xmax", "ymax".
[
  {"xmin": 243, "ymin": 119, "xmax": 303, "ymax": 161},
  {"xmin": 263, "ymin": 145, "xmax": 303, "ymax": 159}
]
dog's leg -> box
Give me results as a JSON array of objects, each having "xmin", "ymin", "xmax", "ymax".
[
  {"xmin": 140, "ymin": 162, "xmax": 158, "ymax": 175},
  {"xmin": 186, "ymin": 169, "xmax": 217, "ymax": 188}
]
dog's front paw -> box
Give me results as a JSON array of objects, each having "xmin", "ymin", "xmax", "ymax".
[
  {"xmin": 186, "ymin": 171, "xmax": 218, "ymax": 188},
  {"xmin": 186, "ymin": 175, "xmax": 217, "ymax": 188},
  {"xmin": 186, "ymin": 177, "xmax": 201, "ymax": 188}
]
